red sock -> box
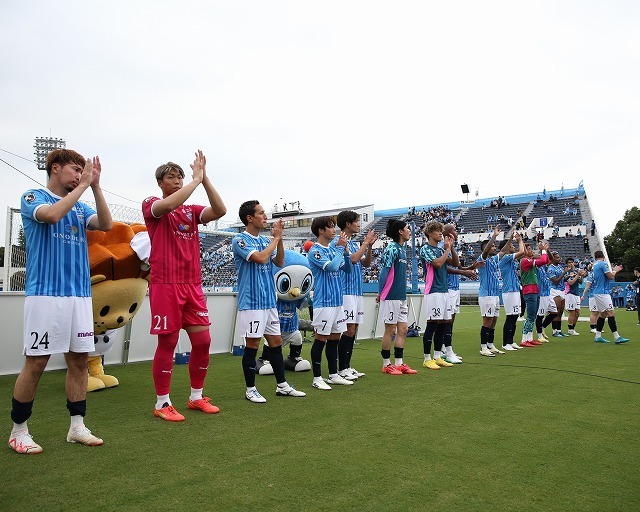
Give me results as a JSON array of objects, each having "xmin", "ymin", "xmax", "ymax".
[
  {"xmin": 152, "ymin": 332, "xmax": 179, "ymax": 395},
  {"xmin": 188, "ymin": 330, "xmax": 211, "ymax": 390}
]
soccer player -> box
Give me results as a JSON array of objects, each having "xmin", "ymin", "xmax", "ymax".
[
  {"xmin": 498, "ymin": 231, "xmax": 527, "ymax": 351},
  {"xmin": 535, "ymin": 257, "xmax": 552, "ymax": 342},
  {"xmin": 307, "ymin": 216, "xmax": 354, "ymax": 389},
  {"xmin": 333, "ymin": 210, "xmax": 378, "ymax": 381},
  {"xmin": 564, "ymin": 257, "xmax": 585, "ymax": 335},
  {"xmin": 442, "ymin": 223, "xmax": 479, "ymax": 364},
  {"xmin": 232, "ymin": 201, "xmax": 306, "ymax": 402},
  {"xmin": 589, "ymin": 251, "xmax": 630, "ymax": 344},
  {"xmin": 9, "ymin": 149, "xmax": 113, "ymax": 454},
  {"xmin": 477, "ymin": 227, "xmax": 506, "ymax": 357},
  {"xmin": 580, "ymin": 263, "xmax": 598, "ymax": 333},
  {"xmin": 378, "ymin": 219, "xmax": 419, "ymax": 375},
  {"xmin": 143, "ymin": 151, "xmax": 227, "ymax": 420},
  {"xmin": 543, "ymin": 251, "xmax": 570, "ymax": 337},
  {"xmin": 519, "ymin": 240, "xmax": 549, "ymax": 346},
  {"xmin": 419, "ymin": 221, "xmax": 457, "ymax": 369}
]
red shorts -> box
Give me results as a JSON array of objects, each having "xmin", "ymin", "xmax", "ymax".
[{"xmin": 148, "ymin": 283, "xmax": 210, "ymax": 334}]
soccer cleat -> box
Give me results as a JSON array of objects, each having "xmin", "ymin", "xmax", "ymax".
[
  {"xmin": 66, "ymin": 426, "xmax": 104, "ymax": 446},
  {"xmin": 568, "ymin": 330, "xmax": 580, "ymax": 336},
  {"xmin": 479, "ymin": 348, "xmax": 495, "ymax": 357},
  {"xmin": 326, "ymin": 374, "xmax": 354, "ymax": 385},
  {"xmin": 338, "ymin": 369, "xmax": 359, "ymax": 381},
  {"xmin": 552, "ymin": 332, "xmax": 564, "ymax": 338},
  {"xmin": 382, "ymin": 364, "xmax": 403, "ymax": 375},
  {"xmin": 503, "ymin": 345, "xmax": 517, "ymax": 351},
  {"xmin": 154, "ymin": 403, "xmax": 186, "ymax": 421},
  {"xmin": 539, "ymin": 332, "xmax": 549, "ymax": 341},
  {"xmin": 348, "ymin": 367, "xmax": 366, "ymax": 378},
  {"xmin": 245, "ymin": 389, "xmax": 267, "ymax": 403},
  {"xmin": 451, "ymin": 353, "xmax": 463, "ymax": 361},
  {"xmin": 444, "ymin": 354, "xmax": 463, "ymax": 364},
  {"xmin": 276, "ymin": 384, "xmax": 306, "ymax": 397},
  {"xmin": 312, "ymin": 379, "xmax": 332, "ymax": 390},
  {"xmin": 510, "ymin": 343, "xmax": 521, "ymax": 350},
  {"xmin": 397, "ymin": 363, "xmax": 419, "ymax": 373},
  {"xmin": 188, "ymin": 396, "xmax": 220, "ymax": 414},
  {"xmin": 434, "ymin": 358, "xmax": 453, "ymax": 368},
  {"xmin": 529, "ymin": 340, "xmax": 543, "ymax": 345},
  {"xmin": 590, "ymin": 328, "xmax": 597, "ymax": 333},
  {"xmin": 423, "ymin": 359, "xmax": 441, "ymax": 369},
  {"xmin": 489, "ymin": 347, "xmax": 505, "ymax": 354},
  {"xmin": 614, "ymin": 337, "xmax": 630, "ymax": 345},
  {"xmin": 594, "ymin": 336, "xmax": 610, "ymax": 344},
  {"xmin": 519, "ymin": 341, "xmax": 535, "ymax": 347},
  {"xmin": 560, "ymin": 332, "xmax": 570, "ymax": 337},
  {"xmin": 8, "ymin": 430, "xmax": 43, "ymax": 454}
]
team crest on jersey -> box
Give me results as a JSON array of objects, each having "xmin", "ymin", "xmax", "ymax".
[
  {"xmin": 24, "ymin": 192, "xmax": 35, "ymax": 203},
  {"xmin": 144, "ymin": 197, "xmax": 153, "ymax": 203},
  {"xmin": 314, "ymin": 252, "xmax": 322, "ymax": 260},
  {"xmin": 186, "ymin": 212, "xmax": 193, "ymax": 221},
  {"xmin": 237, "ymin": 239, "xmax": 246, "ymax": 249}
]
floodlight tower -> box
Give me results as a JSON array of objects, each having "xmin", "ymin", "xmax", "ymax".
[{"xmin": 34, "ymin": 137, "xmax": 66, "ymax": 170}]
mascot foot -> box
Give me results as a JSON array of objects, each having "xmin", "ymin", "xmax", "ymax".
[
  {"xmin": 255, "ymin": 358, "xmax": 274, "ymax": 375},
  {"xmin": 87, "ymin": 375, "xmax": 106, "ymax": 392},
  {"xmin": 95, "ymin": 374, "xmax": 119, "ymax": 388},
  {"xmin": 284, "ymin": 356, "xmax": 311, "ymax": 372}
]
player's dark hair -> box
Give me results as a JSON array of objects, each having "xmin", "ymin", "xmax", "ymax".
[
  {"xmin": 238, "ymin": 200, "xmax": 260, "ymax": 226},
  {"xmin": 45, "ymin": 149, "xmax": 86, "ymax": 177},
  {"xmin": 336, "ymin": 210, "xmax": 359, "ymax": 229},
  {"xmin": 594, "ymin": 250, "xmax": 604, "ymax": 259},
  {"xmin": 385, "ymin": 219, "xmax": 407, "ymax": 243},
  {"xmin": 311, "ymin": 216, "xmax": 336, "ymax": 237}
]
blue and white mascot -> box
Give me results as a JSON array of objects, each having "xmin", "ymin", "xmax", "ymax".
[{"xmin": 256, "ymin": 250, "xmax": 314, "ymax": 375}]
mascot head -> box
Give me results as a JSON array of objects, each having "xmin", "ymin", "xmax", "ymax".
[{"xmin": 273, "ymin": 250, "xmax": 314, "ymax": 302}]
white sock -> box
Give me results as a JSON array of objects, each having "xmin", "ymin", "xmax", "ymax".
[
  {"xmin": 613, "ymin": 332, "xmax": 620, "ymax": 340},
  {"xmin": 156, "ymin": 394, "xmax": 171, "ymax": 409},
  {"xmin": 312, "ymin": 377, "xmax": 324, "ymax": 384},
  {"xmin": 11, "ymin": 421, "xmax": 27, "ymax": 435},
  {"xmin": 445, "ymin": 346, "xmax": 454, "ymax": 356},
  {"xmin": 481, "ymin": 344, "xmax": 488, "ymax": 350},
  {"xmin": 433, "ymin": 351, "xmax": 442, "ymax": 360},
  {"xmin": 382, "ymin": 358, "xmax": 391, "ymax": 367},
  {"xmin": 395, "ymin": 358, "xmax": 403, "ymax": 366},
  {"xmin": 277, "ymin": 382, "xmax": 288, "ymax": 388},
  {"xmin": 190, "ymin": 388, "xmax": 203, "ymax": 401},
  {"xmin": 423, "ymin": 354, "xmax": 432, "ymax": 361},
  {"xmin": 246, "ymin": 386, "xmax": 257, "ymax": 393},
  {"xmin": 70, "ymin": 415, "xmax": 84, "ymax": 429}
]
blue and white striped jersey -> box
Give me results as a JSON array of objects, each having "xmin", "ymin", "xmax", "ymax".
[
  {"xmin": 232, "ymin": 231, "xmax": 278, "ymax": 310},
  {"xmin": 21, "ymin": 188, "xmax": 96, "ymax": 297}
]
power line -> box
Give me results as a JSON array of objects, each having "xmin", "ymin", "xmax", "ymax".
[{"xmin": 0, "ymin": 149, "xmax": 139, "ymax": 204}]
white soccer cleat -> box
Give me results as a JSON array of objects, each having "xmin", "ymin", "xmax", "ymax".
[
  {"xmin": 479, "ymin": 348, "xmax": 496, "ymax": 357},
  {"xmin": 502, "ymin": 345, "xmax": 517, "ymax": 351},
  {"xmin": 338, "ymin": 369, "xmax": 358, "ymax": 381},
  {"xmin": 245, "ymin": 389, "xmax": 267, "ymax": 403},
  {"xmin": 326, "ymin": 374, "xmax": 354, "ymax": 386},
  {"xmin": 8, "ymin": 429, "xmax": 43, "ymax": 454},
  {"xmin": 510, "ymin": 343, "xmax": 521, "ymax": 350},
  {"xmin": 489, "ymin": 346, "xmax": 505, "ymax": 354},
  {"xmin": 275, "ymin": 384, "xmax": 306, "ymax": 397},
  {"xmin": 312, "ymin": 378, "xmax": 332, "ymax": 390},
  {"xmin": 66, "ymin": 426, "xmax": 104, "ymax": 446},
  {"xmin": 348, "ymin": 367, "xmax": 366, "ymax": 378}
]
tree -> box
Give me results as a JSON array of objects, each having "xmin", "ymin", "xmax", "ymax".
[
  {"xmin": 18, "ymin": 226, "xmax": 26, "ymax": 250},
  {"xmin": 604, "ymin": 206, "xmax": 640, "ymax": 281}
]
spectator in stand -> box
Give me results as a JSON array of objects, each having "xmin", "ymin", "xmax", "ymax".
[
  {"xmin": 591, "ymin": 220, "xmax": 596, "ymax": 236},
  {"xmin": 583, "ymin": 236, "xmax": 590, "ymax": 253}
]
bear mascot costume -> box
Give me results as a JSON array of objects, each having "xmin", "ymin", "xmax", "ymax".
[
  {"xmin": 255, "ymin": 249, "xmax": 314, "ymax": 375},
  {"xmin": 86, "ymin": 222, "xmax": 150, "ymax": 392}
]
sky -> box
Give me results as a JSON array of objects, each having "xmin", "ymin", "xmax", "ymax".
[{"xmin": 1, "ymin": 0, "xmax": 639, "ymax": 237}]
